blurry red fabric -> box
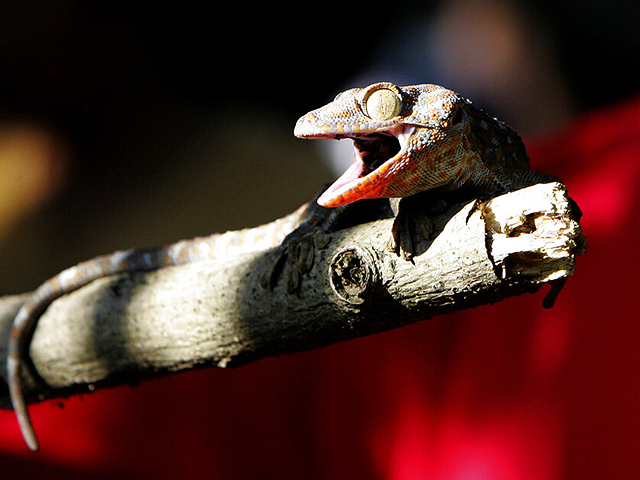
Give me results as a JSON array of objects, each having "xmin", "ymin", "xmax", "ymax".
[{"xmin": 2, "ymin": 95, "xmax": 639, "ymax": 479}]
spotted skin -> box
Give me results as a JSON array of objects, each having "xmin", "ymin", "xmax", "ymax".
[
  {"xmin": 295, "ymin": 82, "xmax": 555, "ymax": 207},
  {"xmin": 8, "ymin": 82, "xmax": 557, "ymax": 451}
]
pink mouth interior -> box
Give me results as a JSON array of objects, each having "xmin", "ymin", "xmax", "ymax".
[
  {"xmin": 317, "ymin": 160, "xmax": 368, "ymax": 206},
  {"xmin": 317, "ymin": 127, "xmax": 413, "ymax": 207}
]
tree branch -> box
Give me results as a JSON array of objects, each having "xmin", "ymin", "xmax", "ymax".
[{"xmin": 0, "ymin": 182, "xmax": 586, "ymax": 408}]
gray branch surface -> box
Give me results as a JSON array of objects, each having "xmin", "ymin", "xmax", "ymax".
[{"xmin": 0, "ymin": 182, "xmax": 586, "ymax": 408}]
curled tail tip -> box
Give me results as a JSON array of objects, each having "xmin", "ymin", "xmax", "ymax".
[
  {"xmin": 12, "ymin": 401, "xmax": 40, "ymax": 450},
  {"xmin": 24, "ymin": 432, "xmax": 40, "ymax": 452},
  {"xmin": 8, "ymin": 361, "xmax": 40, "ymax": 451},
  {"xmin": 16, "ymin": 405, "xmax": 40, "ymax": 451}
]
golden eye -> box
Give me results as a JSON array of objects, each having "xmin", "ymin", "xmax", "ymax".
[{"xmin": 363, "ymin": 87, "xmax": 402, "ymax": 121}]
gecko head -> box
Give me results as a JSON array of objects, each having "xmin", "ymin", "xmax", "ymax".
[{"xmin": 294, "ymin": 82, "xmax": 476, "ymax": 207}]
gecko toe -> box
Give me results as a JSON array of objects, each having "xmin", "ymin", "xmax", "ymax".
[
  {"xmin": 388, "ymin": 209, "xmax": 435, "ymax": 262},
  {"xmin": 261, "ymin": 225, "xmax": 332, "ymax": 293}
]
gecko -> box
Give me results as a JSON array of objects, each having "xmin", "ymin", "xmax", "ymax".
[{"xmin": 7, "ymin": 81, "xmax": 559, "ymax": 451}]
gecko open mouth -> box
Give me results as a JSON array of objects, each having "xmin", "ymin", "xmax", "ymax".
[
  {"xmin": 351, "ymin": 133, "xmax": 401, "ymax": 176},
  {"xmin": 313, "ymin": 125, "xmax": 415, "ymax": 206}
]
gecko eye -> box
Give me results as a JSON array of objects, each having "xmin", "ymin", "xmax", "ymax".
[{"xmin": 362, "ymin": 86, "xmax": 402, "ymax": 121}]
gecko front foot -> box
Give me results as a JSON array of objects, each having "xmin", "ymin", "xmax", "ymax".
[
  {"xmin": 261, "ymin": 195, "xmax": 393, "ymax": 293},
  {"xmin": 386, "ymin": 194, "xmax": 451, "ymax": 261},
  {"xmin": 260, "ymin": 197, "xmax": 342, "ymax": 294},
  {"xmin": 388, "ymin": 208, "xmax": 435, "ymax": 261},
  {"xmin": 261, "ymin": 227, "xmax": 332, "ymax": 293}
]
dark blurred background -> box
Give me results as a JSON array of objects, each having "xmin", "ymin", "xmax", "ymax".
[
  {"xmin": 1, "ymin": 1, "xmax": 639, "ymax": 478},
  {"xmin": 0, "ymin": 0, "xmax": 638, "ymax": 293}
]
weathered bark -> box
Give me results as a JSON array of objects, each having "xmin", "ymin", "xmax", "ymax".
[{"xmin": 0, "ymin": 182, "xmax": 586, "ymax": 408}]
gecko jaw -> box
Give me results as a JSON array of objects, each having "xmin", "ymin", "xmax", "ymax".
[{"xmin": 317, "ymin": 125, "xmax": 415, "ymax": 207}]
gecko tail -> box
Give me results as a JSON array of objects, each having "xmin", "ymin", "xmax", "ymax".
[{"xmin": 7, "ymin": 355, "xmax": 39, "ymax": 451}]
